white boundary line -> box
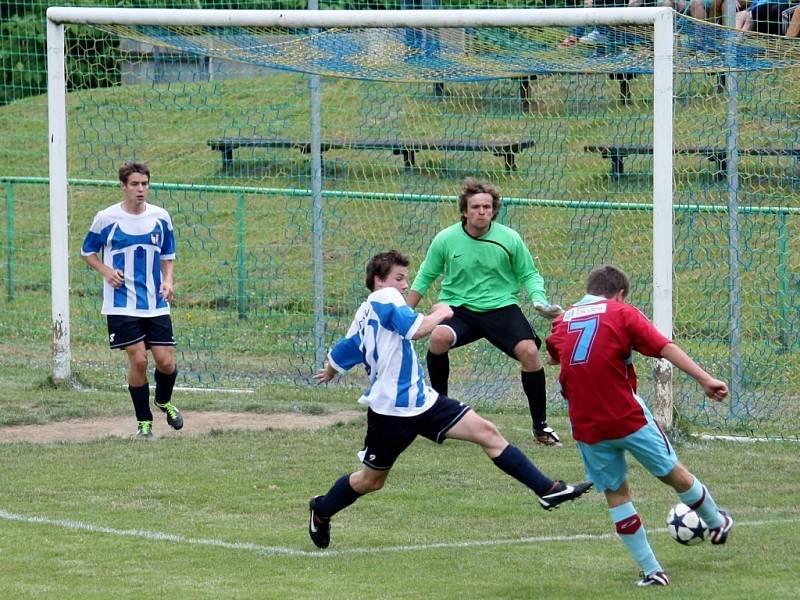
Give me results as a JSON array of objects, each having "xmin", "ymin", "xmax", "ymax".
[
  {"xmin": 695, "ymin": 433, "xmax": 800, "ymax": 443},
  {"xmin": 1, "ymin": 509, "xmax": 798, "ymax": 558}
]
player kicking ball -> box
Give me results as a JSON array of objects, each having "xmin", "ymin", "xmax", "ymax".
[
  {"xmin": 307, "ymin": 250, "xmax": 591, "ymax": 549},
  {"xmin": 545, "ymin": 265, "xmax": 733, "ymax": 587}
]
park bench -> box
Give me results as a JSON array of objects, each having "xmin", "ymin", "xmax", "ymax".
[
  {"xmin": 584, "ymin": 144, "xmax": 800, "ymax": 179},
  {"xmin": 208, "ymin": 137, "xmax": 535, "ymax": 173}
]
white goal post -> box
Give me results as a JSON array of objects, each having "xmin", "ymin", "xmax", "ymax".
[{"xmin": 45, "ymin": 7, "xmax": 675, "ymax": 424}]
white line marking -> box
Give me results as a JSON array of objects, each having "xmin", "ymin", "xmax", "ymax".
[
  {"xmin": 1, "ymin": 509, "xmax": 798, "ymax": 558},
  {"xmin": 696, "ymin": 433, "xmax": 800, "ymax": 443}
]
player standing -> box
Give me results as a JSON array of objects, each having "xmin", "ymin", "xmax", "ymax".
[
  {"xmin": 545, "ymin": 265, "xmax": 733, "ymax": 586},
  {"xmin": 307, "ymin": 250, "xmax": 591, "ymax": 549},
  {"xmin": 81, "ymin": 161, "xmax": 183, "ymax": 439}
]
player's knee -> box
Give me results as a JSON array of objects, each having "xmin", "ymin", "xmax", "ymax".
[
  {"xmin": 475, "ymin": 417, "xmax": 504, "ymax": 447},
  {"xmin": 129, "ymin": 354, "xmax": 148, "ymax": 376},
  {"xmin": 428, "ymin": 328, "xmax": 453, "ymax": 354},
  {"xmin": 359, "ymin": 474, "xmax": 387, "ymax": 493},
  {"xmin": 155, "ymin": 356, "xmax": 176, "ymax": 374},
  {"xmin": 515, "ymin": 341, "xmax": 541, "ymax": 370}
]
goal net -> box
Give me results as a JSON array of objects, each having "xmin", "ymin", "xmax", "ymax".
[{"xmin": 6, "ymin": 6, "xmax": 797, "ymax": 438}]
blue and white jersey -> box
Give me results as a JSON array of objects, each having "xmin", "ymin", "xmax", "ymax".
[
  {"xmin": 81, "ymin": 202, "xmax": 176, "ymax": 317},
  {"xmin": 328, "ymin": 286, "xmax": 439, "ymax": 417}
]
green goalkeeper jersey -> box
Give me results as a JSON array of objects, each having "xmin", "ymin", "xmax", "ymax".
[{"xmin": 410, "ymin": 221, "xmax": 548, "ymax": 311}]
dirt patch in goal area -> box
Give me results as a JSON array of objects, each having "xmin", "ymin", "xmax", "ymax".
[{"xmin": 0, "ymin": 410, "xmax": 364, "ymax": 444}]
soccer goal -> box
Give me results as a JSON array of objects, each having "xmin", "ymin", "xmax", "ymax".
[{"xmin": 38, "ymin": 6, "xmax": 800, "ymax": 438}]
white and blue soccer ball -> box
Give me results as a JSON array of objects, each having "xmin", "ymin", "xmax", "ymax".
[{"xmin": 667, "ymin": 502, "xmax": 708, "ymax": 545}]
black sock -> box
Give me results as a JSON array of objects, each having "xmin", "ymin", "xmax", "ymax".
[
  {"xmin": 128, "ymin": 383, "xmax": 152, "ymax": 422},
  {"xmin": 426, "ymin": 351, "xmax": 450, "ymax": 395},
  {"xmin": 154, "ymin": 368, "xmax": 178, "ymax": 406},
  {"xmin": 522, "ymin": 369, "xmax": 547, "ymax": 431},
  {"xmin": 492, "ymin": 444, "xmax": 554, "ymax": 496},
  {"xmin": 315, "ymin": 474, "xmax": 363, "ymax": 518}
]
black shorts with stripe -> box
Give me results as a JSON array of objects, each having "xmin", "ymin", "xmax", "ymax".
[
  {"xmin": 359, "ymin": 395, "xmax": 472, "ymax": 471},
  {"xmin": 443, "ymin": 304, "xmax": 541, "ymax": 358},
  {"xmin": 107, "ymin": 314, "xmax": 176, "ymax": 350}
]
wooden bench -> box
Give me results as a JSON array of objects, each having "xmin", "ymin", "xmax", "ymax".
[
  {"xmin": 208, "ymin": 137, "xmax": 536, "ymax": 172},
  {"xmin": 584, "ymin": 144, "xmax": 800, "ymax": 179}
]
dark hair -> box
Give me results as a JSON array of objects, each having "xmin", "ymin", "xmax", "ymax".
[
  {"xmin": 365, "ymin": 250, "xmax": 410, "ymax": 291},
  {"xmin": 118, "ymin": 161, "xmax": 150, "ymax": 184},
  {"xmin": 458, "ymin": 177, "xmax": 501, "ymax": 224},
  {"xmin": 586, "ymin": 265, "xmax": 630, "ymax": 299}
]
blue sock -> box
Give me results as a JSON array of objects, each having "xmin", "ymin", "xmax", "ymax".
[
  {"xmin": 610, "ymin": 502, "xmax": 662, "ymax": 576},
  {"xmin": 315, "ymin": 474, "xmax": 362, "ymax": 518},
  {"xmin": 678, "ymin": 477, "xmax": 723, "ymax": 529},
  {"xmin": 492, "ymin": 444, "xmax": 553, "ymax": 496}
]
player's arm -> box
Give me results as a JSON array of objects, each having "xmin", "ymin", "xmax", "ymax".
[
  {"xmin": 160, "ymin": 259, "xmax": 175, "ymax": 302},
  {"xmin": 406, "ymin": 290, "xmax": 423, "ymax": 309},
  {"xmin": 314, "ymin": 324, "xmax": 365, "ymax": 384},
  {"xmin": 408, "ymin": 235, "xmax": 446, "ymax": 307},
  {"xmin": 81, "ymin": 252, "xmax": 124, "ymax": 289},
  {"xmin": 411, "ymin": 303, "xmax": 453, "ymax": 340},
  {"xmin": 660, "ymin": 343, "xmax": 728, "ymax": 401},
  {"xmin": 513, "ymin": 236, "xmax": 562, "ymax": 318}
]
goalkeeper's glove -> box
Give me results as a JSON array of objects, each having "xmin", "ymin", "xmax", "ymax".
[{"xmin": 533, "ymin": 301, "xmax": 564, "ymax": 319}]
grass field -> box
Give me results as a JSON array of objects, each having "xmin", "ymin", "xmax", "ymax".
[{"xmin": 1, "ymin": 367, "xmax": 799, "ymax": 599}]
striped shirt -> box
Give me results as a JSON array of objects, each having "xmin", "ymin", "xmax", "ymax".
[
  {"xmin": 81, "ymin": 202, "xmax": 176, "ymax": 317},
  {"xmin": 327, "ymin": 287, "xmax": 439, "ymax": 417}
]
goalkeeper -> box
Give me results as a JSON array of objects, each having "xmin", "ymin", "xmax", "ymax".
[{"xmin": 408, "ymin": 177, "xmax": 563, "ymax": 446}]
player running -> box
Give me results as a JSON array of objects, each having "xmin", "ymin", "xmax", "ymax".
[{"xmin": 307, "ymin": 250, "xmax": 591, "ymax": 549}]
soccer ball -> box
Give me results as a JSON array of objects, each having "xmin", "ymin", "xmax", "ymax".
[{"xmin": 666, "ymin": 503, "xmax": 708, "ymax": 545}]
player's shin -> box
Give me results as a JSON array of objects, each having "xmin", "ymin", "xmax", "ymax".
[
  {"xmin": 611, "ymin": 502, "xmax": 662, "ymax": 576},
  {"xmin": 677, "ymin": 477, "xmax": 724, "ymax": 530}
]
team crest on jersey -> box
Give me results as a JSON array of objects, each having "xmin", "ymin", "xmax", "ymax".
[{"xmin": 150, "ymin": 232, "xmax": 161, "ymax": 246}]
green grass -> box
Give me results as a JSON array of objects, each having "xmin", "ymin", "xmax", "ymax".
[{"xmin": 0, "ymin": 370, "xmax": 798, "ymax": 599}]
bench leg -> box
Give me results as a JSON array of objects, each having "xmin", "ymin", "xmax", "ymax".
[
  {"xmin": 519, "ymin": 76, "xmax": 535, "ymax": 115},
  {"xmin": 402, "ymin": 149, "xmax": 416, "ymax": 169},
  {"xmin": 619, "ymin": 79, "xmax": 631, "ymax": 105},
  {"xmin": 609, "ymin": 154, "xmax": 624, "ymax": 177},
  {"xmin": 222, "ymin": 148, "xmax": 233, "ymax": 173},
  {"xmin": 714, "ymin": 156, "xmax": 727, "ymax": 181},
  {"xmin": 503, "ymin": 152, "xmax": 516, "ymax": 171}
]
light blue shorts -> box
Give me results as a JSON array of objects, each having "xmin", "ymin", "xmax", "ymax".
[{"xmin": 576, "ymin": 416, "xmax": 678, "ymax": 493}]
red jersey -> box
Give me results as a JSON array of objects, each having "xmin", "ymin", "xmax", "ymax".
[{"xmin": 546, "ymin": 296, "xmax": 671, "ymax": 444}]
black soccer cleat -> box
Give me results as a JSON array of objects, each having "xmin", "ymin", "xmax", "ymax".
[
  {"xmin": 533, "ymin": 426, "xmax": 562, "ymax": 447},
  {"xmin": 308, "ymin": 496, "xmax": 331, "ymax": 549},
  {"xmin": 709, "ymin": 510, "xmax": 733, "ymax": 545},
  {"xmin": 637, "ymin": 570, "xmax": 670, "ymax": 587},
  {"xmin": 538, "ymin": 480, "xmax": 593, "ymax": 510}
]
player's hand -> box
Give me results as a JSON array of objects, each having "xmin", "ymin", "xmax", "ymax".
[
  {"xmin": 159, "ymin": 282, "xmax": 174, "ymax": 302},
  {"xmin": 701, "ymin": 378, "xmax": 728, "ymax": 402},
  {"xmin": 430, "ymin": 303, "xmax": 453, "ymax": 320},
  {"xmin": 314, "ymin": 362, "xmax": 336, "ymax": 384},
  {"xmin": 533, "ymin": 302, "xmax": 563, "ymax": 319},
  {"xmin": 104, "ymin": 267, "xmax": 124, "ymax": 289}
]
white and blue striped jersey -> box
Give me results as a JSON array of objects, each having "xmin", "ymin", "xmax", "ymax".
[
  {"xmin": 81, "ymin": 202, "xmax": 176, "ymax": 317},
  {"xmin": 328, "ymin": 286, "xmax": 439, "ymax": 417}
]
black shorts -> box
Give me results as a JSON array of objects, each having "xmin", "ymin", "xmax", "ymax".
[
  {"xmin": 359, "ymin": 395, "xmax": 472, "ymax": 471},
  {"xmin": 107, "ymin": 314, "xmax": 176, "ymax": 350},
  {"xmin": 440, "ymin": 304, "xmax": 541, "ymax": 359}
]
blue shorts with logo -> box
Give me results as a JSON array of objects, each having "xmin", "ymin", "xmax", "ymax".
[{"xmin": 576, "ymin": 408, "xmax": 678, "ymax": 493}]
